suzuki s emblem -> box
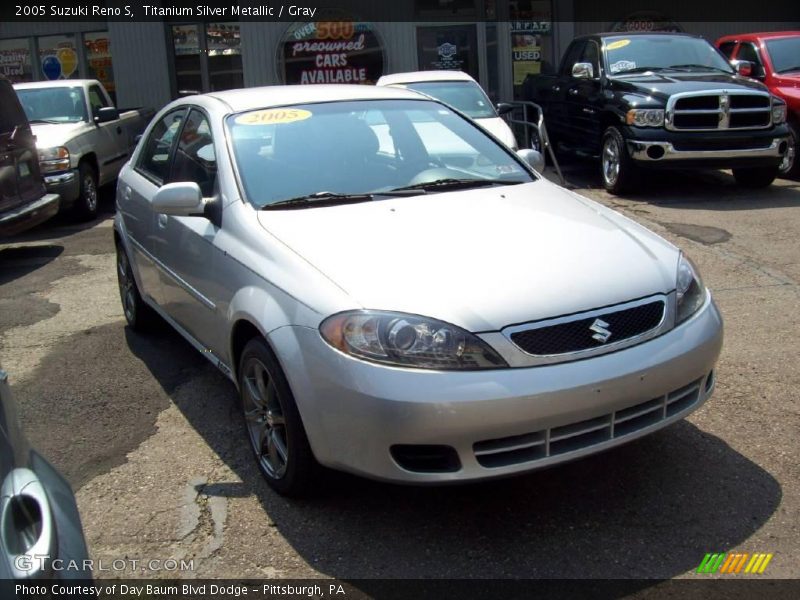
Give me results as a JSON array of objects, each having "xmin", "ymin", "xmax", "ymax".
[{"xmin": 589, "ymin": 319, "xmax": 612, "ymax": 343}]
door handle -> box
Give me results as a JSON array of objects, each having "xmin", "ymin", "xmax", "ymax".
[
  {"xmin": 116, "ymin": 126, "xmax": 122, "ymax": 135},
  {"xmin": 121, "ymin": 185, "xmax": 132, "ymax": 201},
  {"xmin": 158, "ymin": 214, "xmax": 168, "ymax": 228},
  {"xmin": 0, "ymin": 468, "xmax": 56, "ymax": 578},
  {"xmin": 568, "ymin": 88, "xmax": 579, "ymax": 95},
  {"xmin": 552, "ymin": 85, "xmax": 561, "ymax": 92}
]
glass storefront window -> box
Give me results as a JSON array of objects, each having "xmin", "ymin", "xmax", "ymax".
[
  {"xmin": 83, "ymin": 32, "xmax": 115, "ymax": 104},
  {"xmin": 172, "ymin": 24, "xmax": 202, "ymax": 94},
  {"xmin": 0, "ymin": 38, "xmax": 32, "ymax": 83},
  {"xmin": 206, "ymin": 22, "xmax": 243, "ymax": 91},
  {"xmin": 510, "ymin": 1, "xmax": 555, "ymax": 100},
  {"xmin": 416, "ymin": 25, "xmax": 480, "ymax": 81},
  {"xmin": 38, "ymin": 34, "xmax": 79, "ymax": 81}
]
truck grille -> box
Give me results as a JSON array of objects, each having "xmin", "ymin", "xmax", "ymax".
[
  {"xmin": 508, "ymin": 298, "xmax": 665, "ymax": 356},
  {"xmin": 667, "ymin": 91, "xmax": 771, "ymax": 131},
  {"xmin": 473, "ymin": 376, "xmax": 708, "ymax": 469}
]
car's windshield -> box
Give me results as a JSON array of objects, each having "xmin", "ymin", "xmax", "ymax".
[
  {"xmin": 401, "ymin": 81, "xmax": 497, "ymax": 118},
  {"xmin": 16, "ymin": 87, "xmax": 87, "ymax": 123},
  {"xmin": 604, "ymin": 35, "xmax": 734, "ymax": 76},
  {"xmin": 227, "ymin": 99, "xmax": 532, "ymax": 208},
  {"xmin": 764, "ymin": 37, "xmax": 800, "ymax": 74}
]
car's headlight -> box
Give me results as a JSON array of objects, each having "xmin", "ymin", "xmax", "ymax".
[
  {"xmin": 771, "ymin": 98, "xmax": 787, "ymax": 125},
  {"xmin": 38, "ymin": 146, "xmax": 70, "ymax": 173},
  {"xmin": 676, "ymin": 253, "xmax": 706, "ymax": 324},
  {"xmin": 626, "ymin": 108, "xmax": 665, "ymax": 127},
  {"xmin": 320, "ymin": 310, "xmax": 507, "ymax": 370}
]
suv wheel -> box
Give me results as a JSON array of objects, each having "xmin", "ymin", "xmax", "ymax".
[
  {"xmin": 239, "ymin": 337, "xmax": 317, "ymax": 497},
  {"xmin": 601, "ymin": 126, "xmax": 638, "ymax": 194},
  {"xmin": 778, "ymin": 123, "xmax": 797, "ymax": 179},
  {"xmin": 732, "ymin": 166, "xmax": 778, "ymax": 188},
  {"xmin": 75, "ymin": 162, "xmax": 98, "ymax": 221}
]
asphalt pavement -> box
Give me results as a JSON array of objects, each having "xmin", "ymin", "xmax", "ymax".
[{"xmin": 0, "ymin": 169, "xmax": 798, "ymax": 582}]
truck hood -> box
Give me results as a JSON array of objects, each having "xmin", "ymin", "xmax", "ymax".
[
  {"xmin": 29, "ymin": 122, "xmax": 87, "ymax": 149},
  {"xmin": 611, "ymin": 72, "xmax": 768, "ymax": 103},
  {"xmin": 256, "ymin": 180, "xmax": 679, "ymax": 332}
]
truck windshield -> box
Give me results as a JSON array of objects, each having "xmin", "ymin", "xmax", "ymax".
[
  {"xmin": 605, "ymin": 36, "xmax": 734, "ymax": 76},
  {"xmin": 401, "ymin": 81, "xmax": 497, "ymax": 119},
  {"xmin": 16, "ymin": 87, "xmax": 87, "ymax": 123},
  {"xmin": 765, "ymin": 37, "xmax": 800, "ymax": 74}
]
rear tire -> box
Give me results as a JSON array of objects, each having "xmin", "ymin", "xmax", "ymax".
[
  {"xmin": 238, "ymin": 337, "xmax": 318, "ymax": 497},
  {"xmin": 75, "ymin": 162, "xmax": 99, "ymax": 221},
  {"xmin": 115, "ymin": 240, "xmax": 157, "ymax": 331},
  {"xmin": 600, "ymin": 126, "xmax": 639, "ymax": 194},
  {"xmin": 732, "ymin": 166, "xmax": 778, "ymax": 188}
]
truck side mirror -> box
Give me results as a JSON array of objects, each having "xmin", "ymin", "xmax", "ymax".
[
  {"xmin": 95, "ymin": 106, "xmax": 119, "ymax": 124},
  {"xmin": 496, "ymin": 102, "xmax": 514, "ymax": 116},
  {"xmin": 571, "ymin": 62, "xmax": 594, "ymax": 79},
  {"xmin": 731, "ymin": 59, "xmax": 754, "ymax": 77}
]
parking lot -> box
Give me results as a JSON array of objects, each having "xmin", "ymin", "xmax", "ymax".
[{"xmin": 1, "ymin": 166, "xmax": 798, "ymax": 581}]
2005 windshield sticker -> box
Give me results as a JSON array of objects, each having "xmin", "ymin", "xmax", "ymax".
[
  {"xmin": 235, "ymin": 108, "xmax": 312, "ymax": 125},
  {"xmin": 606, "ymin": 39, "xmax": 631, "ymax": 51}
]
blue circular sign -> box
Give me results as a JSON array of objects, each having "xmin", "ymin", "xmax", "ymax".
[{"xmin": 42, "ymin": 55, "xmax": 62, "ymax": 80}]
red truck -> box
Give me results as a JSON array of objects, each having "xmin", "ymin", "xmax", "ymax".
[{"xmin": 716, "ymin": 31, "xmax": 800, "ymax": 178}]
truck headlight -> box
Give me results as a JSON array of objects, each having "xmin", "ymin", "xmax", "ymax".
[
  {"xmin": 771, "ymin": 98, "xmax": 787, "ymax": 125},
  {"xmin": 38, "ymin": 146, "xmax": 70, "ymax": 173},
  {"xmin": 676, "ymin": 253, "xmax": 706, "ymax": 324},
  {"xmin": 626, "ymin": 109, "xmax": 665, "ymax": 127},
  {"xmin": 320, "ymin": 310, "xmax": 507, "ymax": 370}
]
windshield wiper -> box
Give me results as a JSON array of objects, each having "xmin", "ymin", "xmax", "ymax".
[
  {"xmin": 261, "ymin": 189, "xmax": 421, "ymax": 210},
  {"xmin": 613, "ymin": 66, "xmax": 670, "ymax": 75},
  {"xmin": 390, "ymin": 178, "xmax": 525, "ymax": 192},
  {"xmin": 666, "ymin": 64, "xmax": 732, "ymax": 73}
]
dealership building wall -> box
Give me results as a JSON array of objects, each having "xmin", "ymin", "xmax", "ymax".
[{"xmin": 1, "ymin": 15, "xmax": 797, "ymax": 114}]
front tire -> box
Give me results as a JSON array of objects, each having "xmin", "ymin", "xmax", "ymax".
[
  {"xmin": 75, "ymin": 162, "xmax": 99, "ymax": 221},
  {"xmin": 239, "ymin": 338, "xmax": 317, "ymax": 497},
  {"xmin": 733, "ymin": 166, "xmax": 778, "ymax": 188},
  {"xmin": 778, "ymin": 123, "xmax": 798, "ymax": 179},
  {"xmin": 601, "ymin": 126, "xmax": 639, "ymax": 194}
]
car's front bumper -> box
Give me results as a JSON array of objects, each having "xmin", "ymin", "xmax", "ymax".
[
  {"xmin": 0, "ymin": 193, "xmax": 60, "ymax": 237},
  {"xmin": 269, "ymin": 294, "xmax": 723, "ymax": 483},
  {"xmin": 44, "ymin": 169, "xmax": 80, "ymax": 209}
]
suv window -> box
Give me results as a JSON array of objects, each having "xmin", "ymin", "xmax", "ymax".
[
  {"xmin": 579, "ymin": 41, "xmax": 600, "ymax": 77},
  {"xmin": 736, "ymin": 43, "xmax": 763, "ymax": 67},
  {"xmin": 560, "ymin": 41, "xmax": 587, "ymax": 76},
  {"xmin": 87, "ymin": 85, "xmax": 108, "ymax": 118},
  {"xmin": 169, "ymin": 109, "xmax": 217, "ymax": 197},
  {"xmin": 718, "ymin": 41, "xmax": 736, "ymax": 59},
  {"xmin": 137, "ymin": 109, "xmax": 186, "ymax": 183}
]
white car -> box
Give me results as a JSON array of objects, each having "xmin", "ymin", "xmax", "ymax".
[
  {"xmin": 377, "ymin": 70, "xmax": 519, "ymax": 150},
  {"xmin": 114, "ymin": 84, "xmax": 721, "ymax": 496}
]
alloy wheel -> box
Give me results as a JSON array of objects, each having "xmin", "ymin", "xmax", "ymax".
[
  {"xmin": 84, "ymin": 174, "xmax": 98, "ymax": 212},
  {"xmin": 779, "ymin": 135, "xmax": 796, "ymax": 175},
  {"xmin": 116, "ymin": 248, "xmax": 136, "ymax": 323},
  {"xmin": 242, "ymin": 358, "xmax": 289, "ymax": 479},
  {"xmin": 602, "ymin": 137, "xmax": 620, "ymax": 186}
]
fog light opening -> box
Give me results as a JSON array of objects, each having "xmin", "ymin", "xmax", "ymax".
[
  {"xmin": 704, "ymin": 370, "xmax": 716, "ymax": 394},
  {"xmin": 390, "ymin": 444, "xmax": 461, "ymax": 473},
  {"xmin": 646, "ymin": 145, "xmax": 666, "ymax": 160}
]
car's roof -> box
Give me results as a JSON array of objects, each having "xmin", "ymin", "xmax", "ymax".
[
  {"xmin": 14, "ymin": 79, "xmax": 98, "ymax": 89},
  {"xmin": 577, "ymin": 32, "xmax": 702, "ymax": 41},
  {"xmin": 377, "ymin": 70, "xmax": 476, "ymax": 86},
  {"xmin": 717, "ymin": 31, "xmax": 800, "ymax": 42},
  {"xmin": 205, "ymin": 84, "xmax": 428, "ymax": 112}
]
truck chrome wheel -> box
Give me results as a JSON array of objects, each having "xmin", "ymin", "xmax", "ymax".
[
  {"xmin": 602, "ymin": 136, "xmax": 621, "ymax": 187},
  {"xmin": 779, "ymin": 126, "xmax": 796, "ymax": 177}
]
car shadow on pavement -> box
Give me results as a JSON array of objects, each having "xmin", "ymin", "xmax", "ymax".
[
  {"xmin": 550, "ymin": 162, "xmax": 800, "ymax": 210},
  {"xmin": 0, "ymin": 244, "xmax": 63, "ymax": 285},
  {"xmin": 121, "ymin": 322, "xmax": 783, "ymax": 583}
]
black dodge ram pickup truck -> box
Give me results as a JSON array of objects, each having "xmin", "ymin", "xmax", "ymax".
[{"xmin": 523, "ymin": 32, "xmax": 790, "ymax": 193}]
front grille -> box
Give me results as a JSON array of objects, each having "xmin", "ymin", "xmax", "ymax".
[
  {"xmin": 473, "ymin": 377, "xmax": 706, "ymax": 469},
  {"xmin": 509, "ymin": 299, "xmax": 664, "ymax": 356},
  {"xmin": 668, "ymin": 91, "xmax": 772, "ymax": 131}
]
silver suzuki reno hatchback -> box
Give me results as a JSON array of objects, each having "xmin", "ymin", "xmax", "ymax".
[{"xmin": 114, "ymin": 85, "xmax": 722, "ymax": 496}]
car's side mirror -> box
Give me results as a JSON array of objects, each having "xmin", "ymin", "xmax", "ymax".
[
  {"xmin": 95, "ymin": 106, "xmax": 119, "ymax": 123},
  {"xmin": 572, "ymin": 62, "xmax": 594, "ymax": 79},
  {"xmin": 151, "ymin": 182, "xmax": 204, "ymax": 217},
  {"xmin": 496, "ymin": 102, "xmax": 514, "ymax": 116},
  {"xmin": 731, "ymin": 59, "xmax": 754, "ymax": 77},
  {"xmin": 517, "ymin": 148, "xmax": 545, "ymax": 173}
]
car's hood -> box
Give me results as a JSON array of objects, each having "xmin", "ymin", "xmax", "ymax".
[
  {"xmin": 257, "ymin": 180, "xmax": 679, "ymax": 331},
  {"xmin": 610, "ymin": 72, "xmax": 767, "ymax": 102},
  {"xmin": 29, "ymin": 122, "xmax": 87, "ymax": 149},
  {"xmin": 476, "ymin": 117, "xmax": 518, "ymax": 149}
]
